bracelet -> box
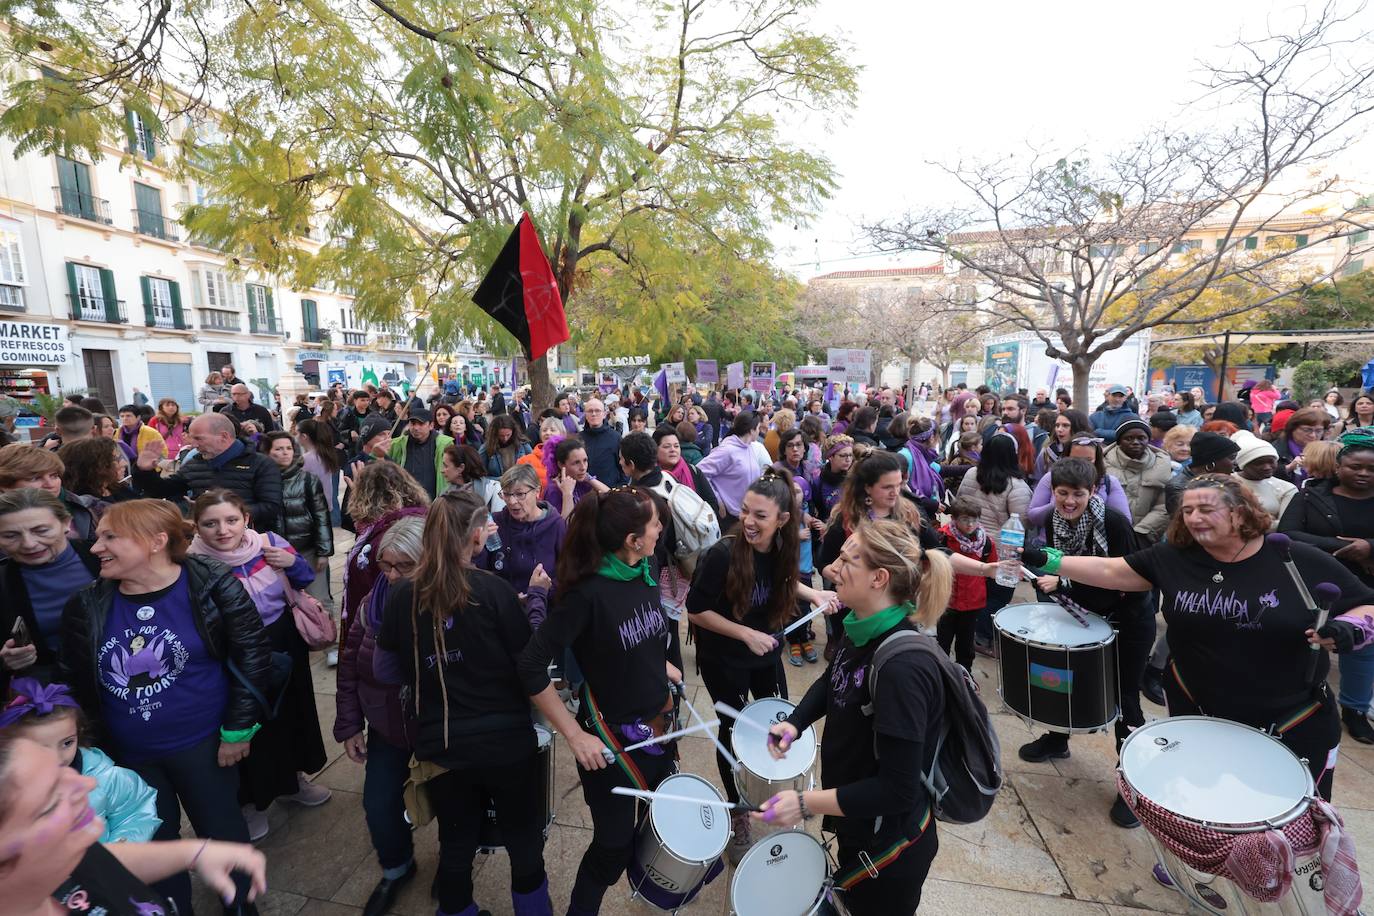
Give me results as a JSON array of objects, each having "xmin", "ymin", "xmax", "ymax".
[
  {"xmin": 1041, "ymin": 547, "xmax": 1064, "ymax": 575},
  {"xmin": 189, "ymin": 838, "xmax": 210, "ymax": 871},
  {"xmin": 797, "ymin": 790, "xmax": 814, "ymax": 821},
  {"xmin": 219, "ymin": 723, "xmax": 261, "ymax": 744}
]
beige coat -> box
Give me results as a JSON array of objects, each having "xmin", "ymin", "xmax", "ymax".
[
  {"xmin": 956, "ymin": 466, "xmax": 1031, "ymax": 536},
  {"xmin": 1103, "ymin": 443, "xmax": 1172, "ymax": 543}
]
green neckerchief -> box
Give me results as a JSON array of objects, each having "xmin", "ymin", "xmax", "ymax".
[
  {"xmin": 843, "ymin": 603, "xmax": 912, "ymax": 647},
  {"xmin": 597, "ymin": 553, "xmax": 657, "ymax": 586}
]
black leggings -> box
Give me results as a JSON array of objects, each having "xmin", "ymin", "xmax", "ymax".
[
  {"xmin": 835, "ymin": 825, "xmax": 939, "ymax": 916},
  {"xmin": 936, "ymin": 609, "xmax": 978, "ymax": 672},
  {"xmin": 1108, "ymin": 604, "xmax": 1156, "ymax": 743},
  {"xmin": 570, "ymin": 747, "xmax": 677, "ymax": 915},
  {"xmin": 1165, "ymin": 672, "xmax": 1341, "ymax": 800},
  {"xmin": 428, "ymin": 753, "xmax": 547, "ymax": 913},
  {"xmin": 122, "ymin": 732, "xmax": 251, "ymax": 915},
  {"xmin": 697, "ymin": 656, "xmax": 787, "ymax": 804}
]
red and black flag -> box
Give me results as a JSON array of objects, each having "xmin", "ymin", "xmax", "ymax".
[{"xmin": 472, "ymin": 213, "xmax": 570, "ymax": 360}]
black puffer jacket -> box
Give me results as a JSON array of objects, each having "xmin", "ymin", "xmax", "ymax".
[
  {"xmin": 133, "ymin": 440, "xmax": 283, "ymax": 532},
  {"xmin": 59, "ymin": 556, "xmax": 273, "ymax": 742},
  {"xmin": 280, "ymin": 460, "xmax": 334, "ymax": 556}
]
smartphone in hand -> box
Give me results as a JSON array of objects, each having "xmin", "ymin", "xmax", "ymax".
[{"xmin": 11, "ymin": 617, "xmax": 31, "ymax": 648}]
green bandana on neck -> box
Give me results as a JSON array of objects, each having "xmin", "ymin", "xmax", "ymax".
[
  {"xmin": 842, "ymin": 603, "xmax": 912, "ymax": 647},
  {"xmin": 597, "ymin": 553, "xmax": 657, "ymax": 586}
]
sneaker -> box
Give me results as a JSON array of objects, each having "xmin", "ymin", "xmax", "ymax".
[
  {"xmin": 1018, "ymin": 733, "xmax": 1070, "ymax": 762},
  {"xmin": 1152, "ymin": 863, "xmax": 1175, "ymax": 888},
  {"xmin": 285, "ymin": 773, "xmax": 333, "ymax": 807},
  {"xmin": 787, "ymin": 644, "xmax": 803, "ymax": 667},
  {"xmin": 802, "ymin": 641, "xmax": 819, "ymax": 664},
  {"xmin": 727, "ymin": 811, "xmax": 752, "ymax": 866},
  {"xmin": 1109, "ymin": 794, "xmax": 1140, "ymax": 829},
  {"xmin": 1140, "ymin": 666, "xmax": 1166, "ymax": 707},
  {"xmin": 1343, "ymin": 706, "xmax": 1374, "ymax": 744},
  {"xmin": 243, "ymin": 805, "xmax": 269, "ymax": 842},
  {"xmin": 326, "ymin": 649, "xmax": 339, "ymax": 668}
]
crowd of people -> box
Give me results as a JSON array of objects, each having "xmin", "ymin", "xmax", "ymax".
[{"xmin": 0, "ymin": 367, "xmax": 1372, "ymax": 916}]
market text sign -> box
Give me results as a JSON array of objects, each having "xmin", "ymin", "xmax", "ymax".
[{"xmin": 0, "ymin": 321, "xmax": 69, "ymax": 364}]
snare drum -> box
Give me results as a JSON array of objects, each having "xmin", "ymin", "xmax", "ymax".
[
  {"xmin": 994, "ymin": 602, "xmax": 1119, "ymax": 734},
  {"xmin": 627, "ymin": 773, "xmax": 729, "ymax": 911},
  {"xmin": 477, "ymin": 724, "xmax": 555, "ymax": 853},
  {"xmin": 730, "ymin": 697, "xmax": 817, "ymax": 810},
  {"xmin": 1119, "ymin": 717, "xmax": 1326, "ymax": 915},
  {"xmin": 729, "ymin": 831, "xmax": 831, "ymax": 916}
]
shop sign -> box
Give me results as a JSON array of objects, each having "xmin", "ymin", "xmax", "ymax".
[{"xmin": 0, "ymin": 321, "xmax": 69, "ymax": 364}]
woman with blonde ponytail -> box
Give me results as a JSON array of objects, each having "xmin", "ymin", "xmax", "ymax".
[
  {"xmin": 752, "ymin": 518, "xmax": 951, "ymax": 915},
  {"xmin": 376, "ymin": 489, "xmax": 552, "ymax": 916}
]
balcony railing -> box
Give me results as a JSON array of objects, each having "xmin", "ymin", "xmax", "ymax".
[
  {"xmin": 301, "ymin": 326, "xmax": 330, "ymax": 345},
  {"xmin": 53, "ymin": 187, "xmax": 113, "ymax": 225},
  {"xmin": 249, "ymin": 314, "xmax": 284, "ymax": 335},
  {"xmin": 132, "ymin": 209, "xmax": 180, "ymax": 243},
  {"xmin": 146, "ymin": 312, "xmax": 190, "ymax": 331},
  {"xmin": 68, "ymin": 294, "xmax": 128, "ymax": 323},
  {"xmin": 0, "ymin": 286, "xmax": 25, "ymax": 312},
  {"xmin": 377, "ymin": 333, "xmax": 415, "ymax": 350},
  {"xmin": 198, "ymin": 309, "xmax": 241, "ymax": 332},
  {"xmin": 341, "ymin": 331, "xmax": 367, "ymax": 347}
]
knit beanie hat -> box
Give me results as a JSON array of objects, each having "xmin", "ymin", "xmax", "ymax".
[{"xmin": 1190, "ymin": 431, "xmax": 1241, "ymax": 467}]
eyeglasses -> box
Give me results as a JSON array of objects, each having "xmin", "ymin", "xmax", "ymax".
[
  {"xmin": 1292, "ymin": 425, "xmax": 1328, "ymax": 435},
  {"xmin": 499, "ymin": 487, "xmax": 536, "ymax": 500},
  {"xmin": 378, "ymin": 559, "xmax": 416, "ymax": 575}
]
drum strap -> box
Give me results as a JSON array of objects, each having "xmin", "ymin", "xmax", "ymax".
[
  {"xmin": 579, "ymin": 685, "xmax": 648, "ymax": 790},
  {"xmin": 833, "ymin": 808, "xmax": 932, "ymax": 891},
  {"xmin": 1173, "ymin": 661, "xmax": 1326, "ymax": 734},
  {"xmin": 1275, "ymin": 698, "xmax": 1323, "ymax": 736},
  {"xmin": 1168, "ymin": 660, "xmax": 1197, "ymax": 707}
]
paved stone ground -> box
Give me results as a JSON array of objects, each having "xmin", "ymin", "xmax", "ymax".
[{"xmin": 191, "ymin": 535, "xmax": 1374, "ymax": 915}]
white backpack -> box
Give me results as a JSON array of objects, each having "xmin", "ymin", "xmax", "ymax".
[{"xmin": 646, "ymin": 475, "xmax": 720, "ymax": 576}]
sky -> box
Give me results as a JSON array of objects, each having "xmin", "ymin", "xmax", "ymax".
[{"xmin": 775, "ymin": 0, "xmax": 1374, "ymax": 279}]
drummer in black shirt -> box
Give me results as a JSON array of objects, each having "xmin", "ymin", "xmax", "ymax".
[
  {"xmin": 1018, "ymin": 458, "xmax": 1155, "ymax": 830},
  {"xmin": 755, "ymin": 518, "xmax": 954, "ymax": 916},
  {"xmin": 685, "ymin": 468, "xmax": 837, "ymax": 861},
  {"xmin": 1022, "ymin": 474, "xmax": 1374, "ymax": 800},
  {"xmin": 378, "ymin": 489, "xmax": 550, "ymax": 916},
  {"xmin": 518, "ymin": 487, "xmax": 682, "ymax": 916}
]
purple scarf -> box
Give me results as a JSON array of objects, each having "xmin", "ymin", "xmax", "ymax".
[{"xmin": 904, "ymin": 431, "xmax": 942, "ymax": 499}]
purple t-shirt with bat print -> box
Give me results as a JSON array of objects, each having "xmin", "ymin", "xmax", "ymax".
[{"xmin": 98, "ymin": 568, "xmax": 228, "ymax": 762}]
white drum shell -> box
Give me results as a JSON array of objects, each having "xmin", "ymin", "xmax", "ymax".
[
  {"xmin": 729, "ymin": 831, "xmax": 830, "ymax": 916},
  {"xmin": 629, "ymin": 773, "xmax": 729, "ymax": 908},
  {"xmin": 730, "ymin": 697, "xmax": 818, "ymax": 809}
]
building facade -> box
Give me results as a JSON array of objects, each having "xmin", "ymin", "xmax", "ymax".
[{"xmin": 0, "ymin": 86, "xmax": 439, "ymax": 412}]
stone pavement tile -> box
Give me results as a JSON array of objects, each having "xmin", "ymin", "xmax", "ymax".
[
  {"xmin": 1332, "ymin": 749, "xmax": 1374, "ymax": 810},
  {"xmin": 919, "ymin": 878, "xmax": 1111, "ymax": 915},
  {"xmin": 297, "ymin": 900, "xmax": 364, "ymax": 916},
  {"xmin": 316, "ymin": 751, "xmax": 367, "ymax": 795},
  {"xmin": 329, "ymin": 816, "xmax": 450, "ymax": 916},
  {"xmin": 313, "ymin": 690, "xmax": 347, "ymax": 773},
  {"xmin": 1014, "ymin": 772, "xmax": 1189, "ymax": 913},
  {"xmin": 928, "ymin": 779, "xmax": 1071, "ymax": 897},
  {"xmin": 190, "ymin": 880, "xmax": 310, "ymax": 916},
  {"xmin": 258, "ymin": 788, "xmax": 376, "ymax": 900},
  {"xmin": 311, "ymin": 652, "xmax": 339, "ymax": 696},
  {"xmin": 1049, "ymin": 728, "xmax": 1122, "ymax": 783}
]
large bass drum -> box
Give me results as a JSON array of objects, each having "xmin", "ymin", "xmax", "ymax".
[{"xmin": 994, "ymin": 602, "xmax": 1119, "ymax": 734}]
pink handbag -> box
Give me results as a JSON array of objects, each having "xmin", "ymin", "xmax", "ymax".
[{"xmin": 280, "ymin": 573, "xmax": 337, "ymax": 651}]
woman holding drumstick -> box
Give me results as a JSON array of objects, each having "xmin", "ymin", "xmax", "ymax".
[
  {"xmin": 684, "ymin": 467, "xmax": 838, "ymax": 862},
  {"xmin": 1020, "ymin": 474, "xmax": 1374, "ymax": 801},
  {"xmin": 756, "ymin": 519, "xmax": 953, "ymax": 916}
]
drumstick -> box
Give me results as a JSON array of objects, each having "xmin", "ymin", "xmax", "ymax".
[
  {"xmin": 775, "ymin": 604, "xmax": 826, "ymax": 640},
  {"xmin": 715, "ymin": 701, "xmax": 796, "ymax": 751},
  {"xmin": 1021, "ymin": 566, "xmax": 1091, "ymax": 627},
  {"xmin": 600, "ymin": 719, "xmax": 722, "ymax": 761},
  {"xmin": 611, "ymin": 786, "xmax": 762, "ymax": 812},
  {"xmin": 681, "ymin": 691, "xmax": 743, "ymax": 772}
]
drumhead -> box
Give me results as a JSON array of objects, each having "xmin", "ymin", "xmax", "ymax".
[
  {"xmin": 1120, "ymin": 717, "xmax": 1313, "ymax": 826},
  {"xmin": 994, "ymin": 602, "xmax": 1113, "ymax": 647},
  {"xmin": 730, "ymin": 831, "xmax": 828, "ymax": 916},
  {"xmin": 534, "ymin": 723, "xmax": 552, "ymax": 749},
  {"xmin": 731, "ymin": 698, "xmax": 817, "ymax": 780},
  {"xmin": 649, "ymin": 774, "xmax": 731, "ymax": 861}
]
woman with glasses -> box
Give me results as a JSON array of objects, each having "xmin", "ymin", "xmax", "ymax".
[
  {"xmin": 686, "ymin": 468, "xmax": 838, "ymax": 862},
  {"xmin": 1273, "ymin": 406, "xmax": 1332, "ymax": 485},
  {"xmin": 1020, "ymin": 474, "xmax": 1374, "ymax": 807},
  {"xmin": 335, "ymin": 516, "xmax": 427, "ymax": 916},
  {"xmin": 480, "ymin": 464, "xmax": 565, "ymax": 629},
  {"xmin": 518, "ymin": 487, "xmax": 681, "ymax": 916}
]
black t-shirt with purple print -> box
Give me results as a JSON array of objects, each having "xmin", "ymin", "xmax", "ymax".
[
  {"xmin": 686, "ymin": 537, "xmax": 780, "ymax": 669},
  {"xmin": 1125, "ymin": 539, "xmax": 1374, "ymax": 718}
]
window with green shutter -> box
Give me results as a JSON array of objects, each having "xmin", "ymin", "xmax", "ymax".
[
  {"xmin": 1244, "ymin": 236, "xmax": 1258, "ymax": 250},
  {"xmin": 56, "ymin": 158, "xmax": 94, "ymax": 220},
  {"xmin": 99, "ymin": 268, "xmax": 120, "ymax": 323},
  {"xmin": 1295, "ymin": 234, "xmax": 1309, "ymax": 247},
  {"xmin": 301, "ymin": 298, "xmax": 318, "ymax": 340},
  {"xmin": 140, "ymin": 276, "xmax": 155, "ymax": 326},
  {"xmin": 133, "ymin": 183, "xmax": 166, "ymax": 239},
  {"xmin": 125, "ymin": 109, "xmax": 157, "ymax": 159},
  {"xmin": 169, "ymin": 281, "xmax": 185, "ymax": 329}
]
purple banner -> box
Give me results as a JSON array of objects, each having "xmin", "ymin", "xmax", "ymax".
[
  {"xmin": 726, "ymin": 361, "xmax": 745, "ymax": 389},
  {"xmin": 695, "ymin": 359, "xmax": 719, "ymax": 384}
]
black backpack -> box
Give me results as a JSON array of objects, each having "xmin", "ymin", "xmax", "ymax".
[{"xmin": 862, "ymin": 629, "xmax": 1003, "ymax": 824}]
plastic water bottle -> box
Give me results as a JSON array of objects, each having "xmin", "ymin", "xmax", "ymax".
[{"xmin": 995, "ymin": 515, "xmax": 1024, "ymax": 587}]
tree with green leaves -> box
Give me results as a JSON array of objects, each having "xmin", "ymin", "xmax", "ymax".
[{"xmin": 1, "ymin": 0, "xmax": 857, "ymax": 407}]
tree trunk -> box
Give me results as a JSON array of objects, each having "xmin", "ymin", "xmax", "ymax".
[
  {"xmin": 527, "ymin": 354, "xmax": 556, "ymax": 413},
  {"xmin": 1071, "ymin": 358, "xmax": 1092, "ymax": 413},
  {"xmin": 907, "ymin": 353, "xmax": 920, "ymax": 395}
]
